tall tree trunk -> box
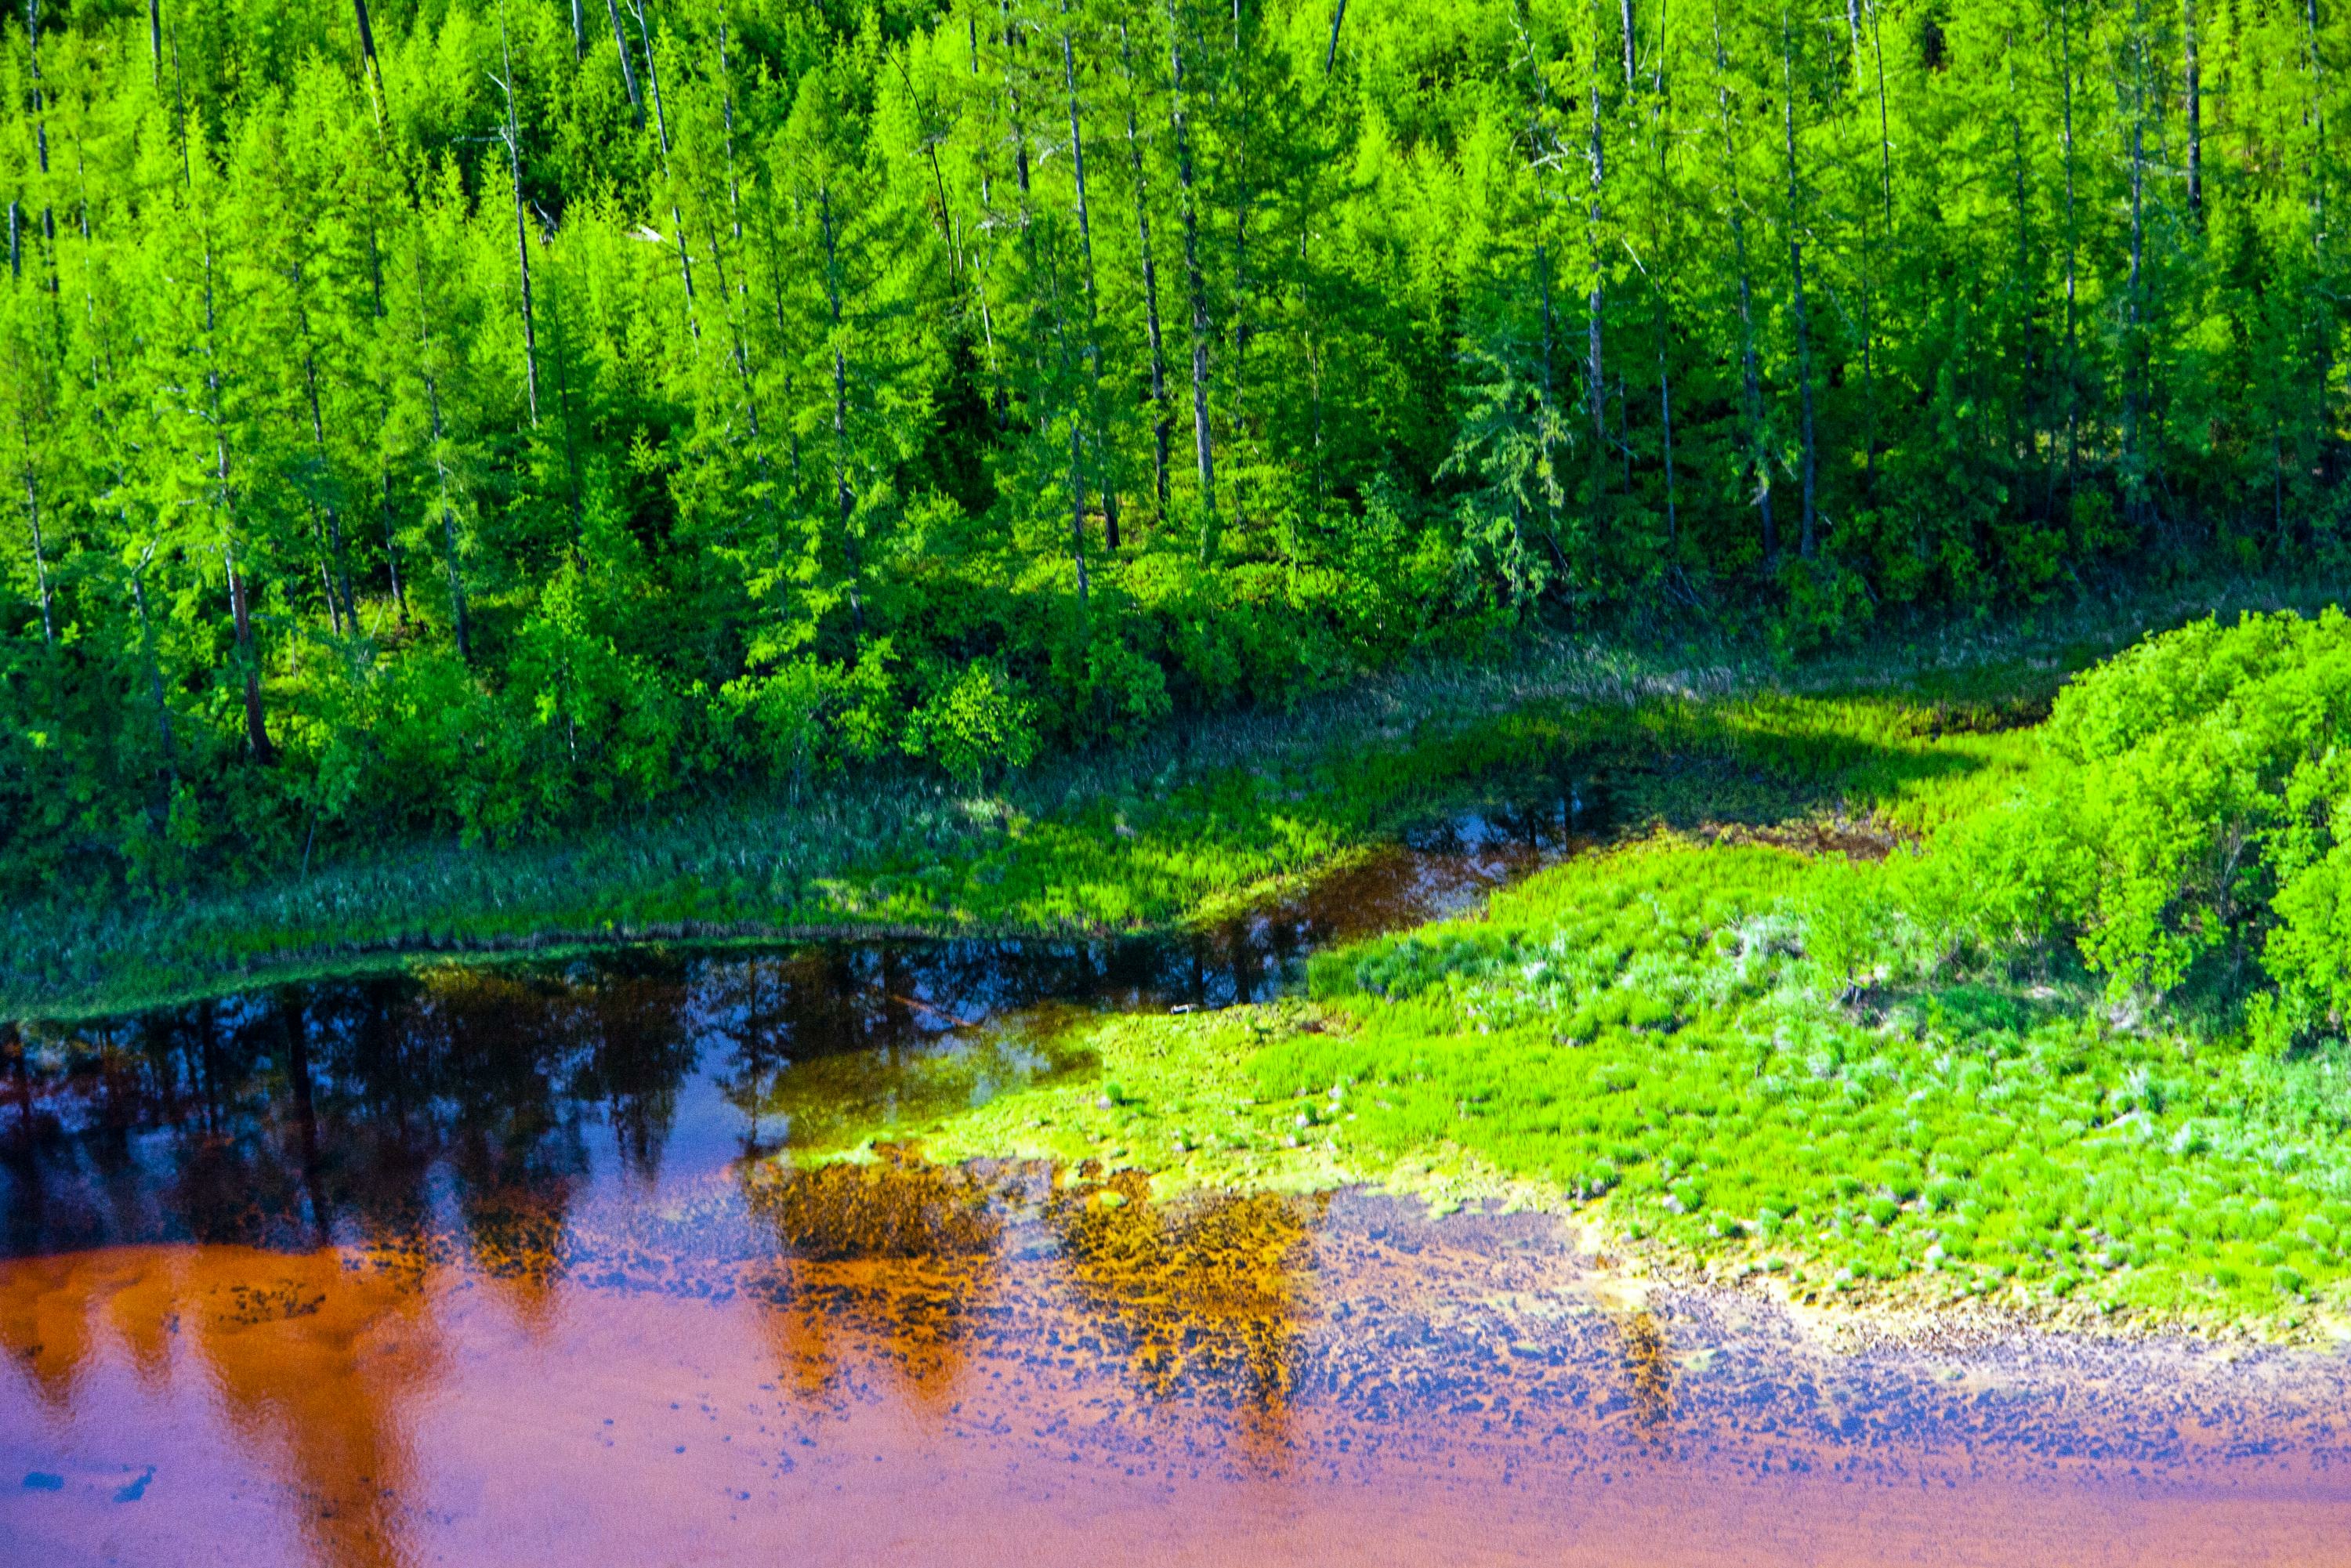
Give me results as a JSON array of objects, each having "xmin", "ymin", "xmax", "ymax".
[
  {"xmin": 1120, "ymin": 24, "xmax": 1173, "ymax": 515},
  {"xmin": 1168, "ymin": 12, "xmax": 1218, "ymax": 559},
  {"xmin": 1779, "ymin": 12, "xmax": 1819, "ymax": 557},
  {"xmin": 2305, "ymin": 0, "xmax": 2335, "ymax": 492},
  {"xmin": 718, "ymin": 22, "xmax": 744, "ymax": 243},
  {"xmin": 415, "ymin": 263, "xmax": 469, "ymax": 661},
  {"xmin": 353, "ymin": 0, "xmax": 383, "ymax": 114},
  {"xmin": 635, "ymin": 0, "xmax": 698, "ymax": 338},
  {"xmin": 225, "ymin": 539, "xmax": 272, "ymax": 760},
  {"xmin": 1586, "ymin": 12, "xmax": 1610, "ymax": 513},
  {"xmin": 381, "ymin": 471, "xmax": 409, "ymax": 627},
  {"xmin": 2005, "ymin": 36, "xmax": 2041, "ymax": 504},
  {"xmin": 291, "ymin": 268, "xmax": 357, "ymax": 632},
  {"xmin": 424, "ymin": 373, "xmax": 469, "ymax": 663},
  {"xmin": 24, "ymin": 0, "xmax": 56, "ymax": 292},
  {"xmin": 18, "ymin": 461, "xmax": 52, "ymax": 647},
  {"xmin": 817, "ymin": 186, "xmax": 861, "ymax": 634},
  {"xmin": 605, "ymin": 0, "xmax": 643, "ymax": 128},
  {"xmin": 1062, "ymin": 6, "xmax": 1118, "ymax": 550},
  {"xmin": 543, "ymin": 265, "xmax": 588, "ymax": 551},
  {"xmin": 1643, "ymin": 49, "xmax": 1678, "ymax": 549},
  {"xmin": 191, "ymin": 179, "xmax": 273, "ymax": 762},
  {"xmin": 2121, "ymin": 0, "xmax": 2152, "ymax": 529},
  {"xmin": 2183, "ymin": 0, "xmax": 2203, "ymax": 220},
  {"xmin": 1325, "ymin": 0, "xmax": 1347, "ymax": 72},
  {"xmin": 1712, "ymin": 4, "xmax": 1774, "ymax": 560},
  {"xmin": 1229, "ymin": 1, "xmax": 1257, "ymax": 533},
  {"xmin": 498, "ymin": 17, "xmax": 542, "ymax": 423},
  {"xmin": 2058, "ymin": 0, "xmax": 2081, "ymax": 497}
]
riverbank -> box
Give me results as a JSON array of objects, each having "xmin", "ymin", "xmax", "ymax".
[{"xmin": 9, "ymin": 579, "xmax": 2302, "ymax": 1023}]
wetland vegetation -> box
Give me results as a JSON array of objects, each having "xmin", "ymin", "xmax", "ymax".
[{"xmin": 16, "ymin": 0, "xmax": 2351, "ymax": 1552}]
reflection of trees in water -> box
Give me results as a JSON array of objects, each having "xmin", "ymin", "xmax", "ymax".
[
  {"xmin": 1619, "ymin": 1309, "xmax": 1673, "ymax": 1436},
  {"xmin": 0, "ymin": 1246, "xmax": 439, "ymax": 1568},
  {"xmin": 1045, "ymin": 1169, "xmax": 1323, "ymax": 1422},
  {"xmin": 0, "ymin": 964, "xmax": 704, "ymax": 1265},
  {"xmin": 741, "ymin": 1146, "xmax": 1003, "ymax": 1403},
  {"xmin": 0, "ymin": 919, "xmax": 1388, "ymax": 1268}
]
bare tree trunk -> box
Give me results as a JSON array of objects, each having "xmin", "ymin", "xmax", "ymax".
[
  {"xmin": 718, "ymin": 22, "xmax": 744, "ymax": 243},
  {"xmin": 634, "ymin": 0, "xmax": 698, "ymax": 338},
  {"xmin": 1324, "ymin": 0, "xmax": 1347, "ymax": 72},
  {"xmin": 1120, "ymin": 24, "xmax": 1173, "ymax": 516},
  {"xmin": 2059, "ymin": 0, "xmax": 2081, "ymax": 496},
  {"xmin": 2304, "ymin": 0, "xmax": 2334, "ymax": 492},
  {"xmin": 1712, "ymin": 3, "xmax": 1775, "ymax": 560},
  {"xmin": 1586, "ymin": 16, "xmax": 1610, "ymax": 511},
  {"xmin": 498, "ymin": 16, "xmax": 542, "ymax": 423},
  {"xmin": 2005, "ymin": 37, "xmax": 2042, "ymax": 502},
  {"xmin": 605, "ymin": 0, "xmax": 643, "ymax": 127},
  {"xmin": 150, "ymin": 0, "xmax": 162, "ymax": 81},
  {"xmin": 291, "ymin": 267, "xmax": 357, "ymax": 631},
  {"xmin": 225, "ymin": 539, "xmax": 272, "ymax": 760},
  {"xmin": 382, "ymin": 470, "xmax": 409, "ymax": 627},
  {"xmin": 353, "ymin": 0, "xmax": 383, "ymax": 114},
  {"xmin": 24, "ymin": 0, "xmax": 55, "ymax": 292},
  {"xmin": 1062, "ymin": 6, "xmax": 1118, "ymax": 551},
  {"xmin": 2124, "ymin": 0, "xmax": 2150, "ymax": 527},
  {"xmin": 1643, "ymin": 53, "xmax": 1678, "ymax": 549},
  {"xmin": 19, "ymin": 462, "xmax": 52, "ymax": 647},
  {"xmin": 189, "ymin": 165, "xmax": 273, "ymax": 761},
  {"xmin": 2184, "ymin": 0, "xmax": 2203, "ymax": 220},
  {"xmin": 1229, "ymin": 2, "xmax": 1258, "ymax": 533},
  {"xmin": 424, "ymin": 373, "xmax": 470, "ymax": 663},
  {"xmin": 569, "ymin": 0, "xmax": 585, "ymax": 60},
  {"xmin": 1169, "ymin": 12, "xmax": 1218, "ymax": 559},
  {"xmin": 1779, "ymin": 12, "xmax": 1819, "ymax": 557},
  {"xmin": 413, "ymin": 259, "xmax": 470, "ymax": 661},
  {"xmin": 817, "ymin": 186, "xmax": 861, "ymax": 634}
]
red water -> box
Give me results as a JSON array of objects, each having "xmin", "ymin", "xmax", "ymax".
[
  {"xmin": 9, "ymin": 802, "xmax": 2351, "ymax": 1565},
  {"xmin": 6, "ymin": 1177, "xmax": 2350, "ymax": 1567}
]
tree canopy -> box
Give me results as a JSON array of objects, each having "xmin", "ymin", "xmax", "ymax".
[{"xmin": 0, "ymin": 0, "xmax": 2342, "ymax": 892}]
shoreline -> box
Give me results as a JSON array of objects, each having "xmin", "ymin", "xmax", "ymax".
[{"xmin": 13, "ymin": 577, "xmax": 2331, "ymax": 1023}]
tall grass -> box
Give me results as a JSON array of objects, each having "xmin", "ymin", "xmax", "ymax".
[{"xmin": 12, "ymin": 574, "xmax": 2332, "ymax": 1020}]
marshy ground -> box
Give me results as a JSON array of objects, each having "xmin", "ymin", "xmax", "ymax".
[{"xmin": 14, "ymin": 607, "xmax": 2351, "ymax": 1563}]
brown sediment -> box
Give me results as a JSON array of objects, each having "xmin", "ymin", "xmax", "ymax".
[
  {"xmin": 8, "ymin": 1182, "xmax": 2351, "ymax": 1566},
  {"xmin": 1689, "ymin": 814, "xmax": 1907, "ymax": 860}
]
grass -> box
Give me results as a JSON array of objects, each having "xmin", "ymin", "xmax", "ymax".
[
  {"xmin": 820, "ymin": 642, "xmax": 2351, "ymax": 1335},
  {"xmin": 1262, "ymin": 841, "xmax": 2351, "ymax": 1330},
  {"xmin": 19, "ymin": 574, "xmax": 2315, "ymax": 1021}
]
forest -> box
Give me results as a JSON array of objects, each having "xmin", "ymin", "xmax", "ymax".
[{"xmin": 1, "ymin": 0, "xmax": 2344, "ymax": 896}]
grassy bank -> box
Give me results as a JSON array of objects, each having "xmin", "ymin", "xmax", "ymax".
[
  {"xmin": 6, "ymin": 577, "xmax": 2327, "ymax": 1022},
  {"xmin": 813, "ymin": 606, "xmax": 2351, "ymax": 1335}
]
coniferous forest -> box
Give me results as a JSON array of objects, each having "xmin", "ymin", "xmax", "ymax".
[{"xmin": 0, "ymin": 0, "xmax": 2342, "ymax": 893}]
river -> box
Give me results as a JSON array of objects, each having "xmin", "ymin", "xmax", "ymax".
[{"xmin": 5, "ymin": 800, "xmax": 2349, "ymax": 1565}]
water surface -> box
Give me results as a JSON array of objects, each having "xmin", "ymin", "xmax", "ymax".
[{"xmin": 6, "ymin": 798, "xmax": 2351, "ymax": 1565}]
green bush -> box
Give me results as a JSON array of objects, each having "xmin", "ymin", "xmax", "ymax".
[{"xmin": 1922, "ymin": 610, "xmax": 2351, "ymax": 1018}]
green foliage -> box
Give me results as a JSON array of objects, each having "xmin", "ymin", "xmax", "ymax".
[
  {"xmin": 1259, "ymin": 836, "xmax": 2351, "ymax": 1323},
  {"xmin": 4, "ymin": 0, "xmax": 2348, "ymax": 900},
  {"xmin": 1923, "ymin": 611, "xmax": 2351, "ymax": 1020}
]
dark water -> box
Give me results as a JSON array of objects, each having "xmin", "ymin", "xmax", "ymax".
[
  {"xmin": 7, "ymin": 795, "xmax": 2351, "ymax": 1566},
  {"xmin": 1, "ymin": 801, "xmax": 1587, "ymax": 1263}
]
